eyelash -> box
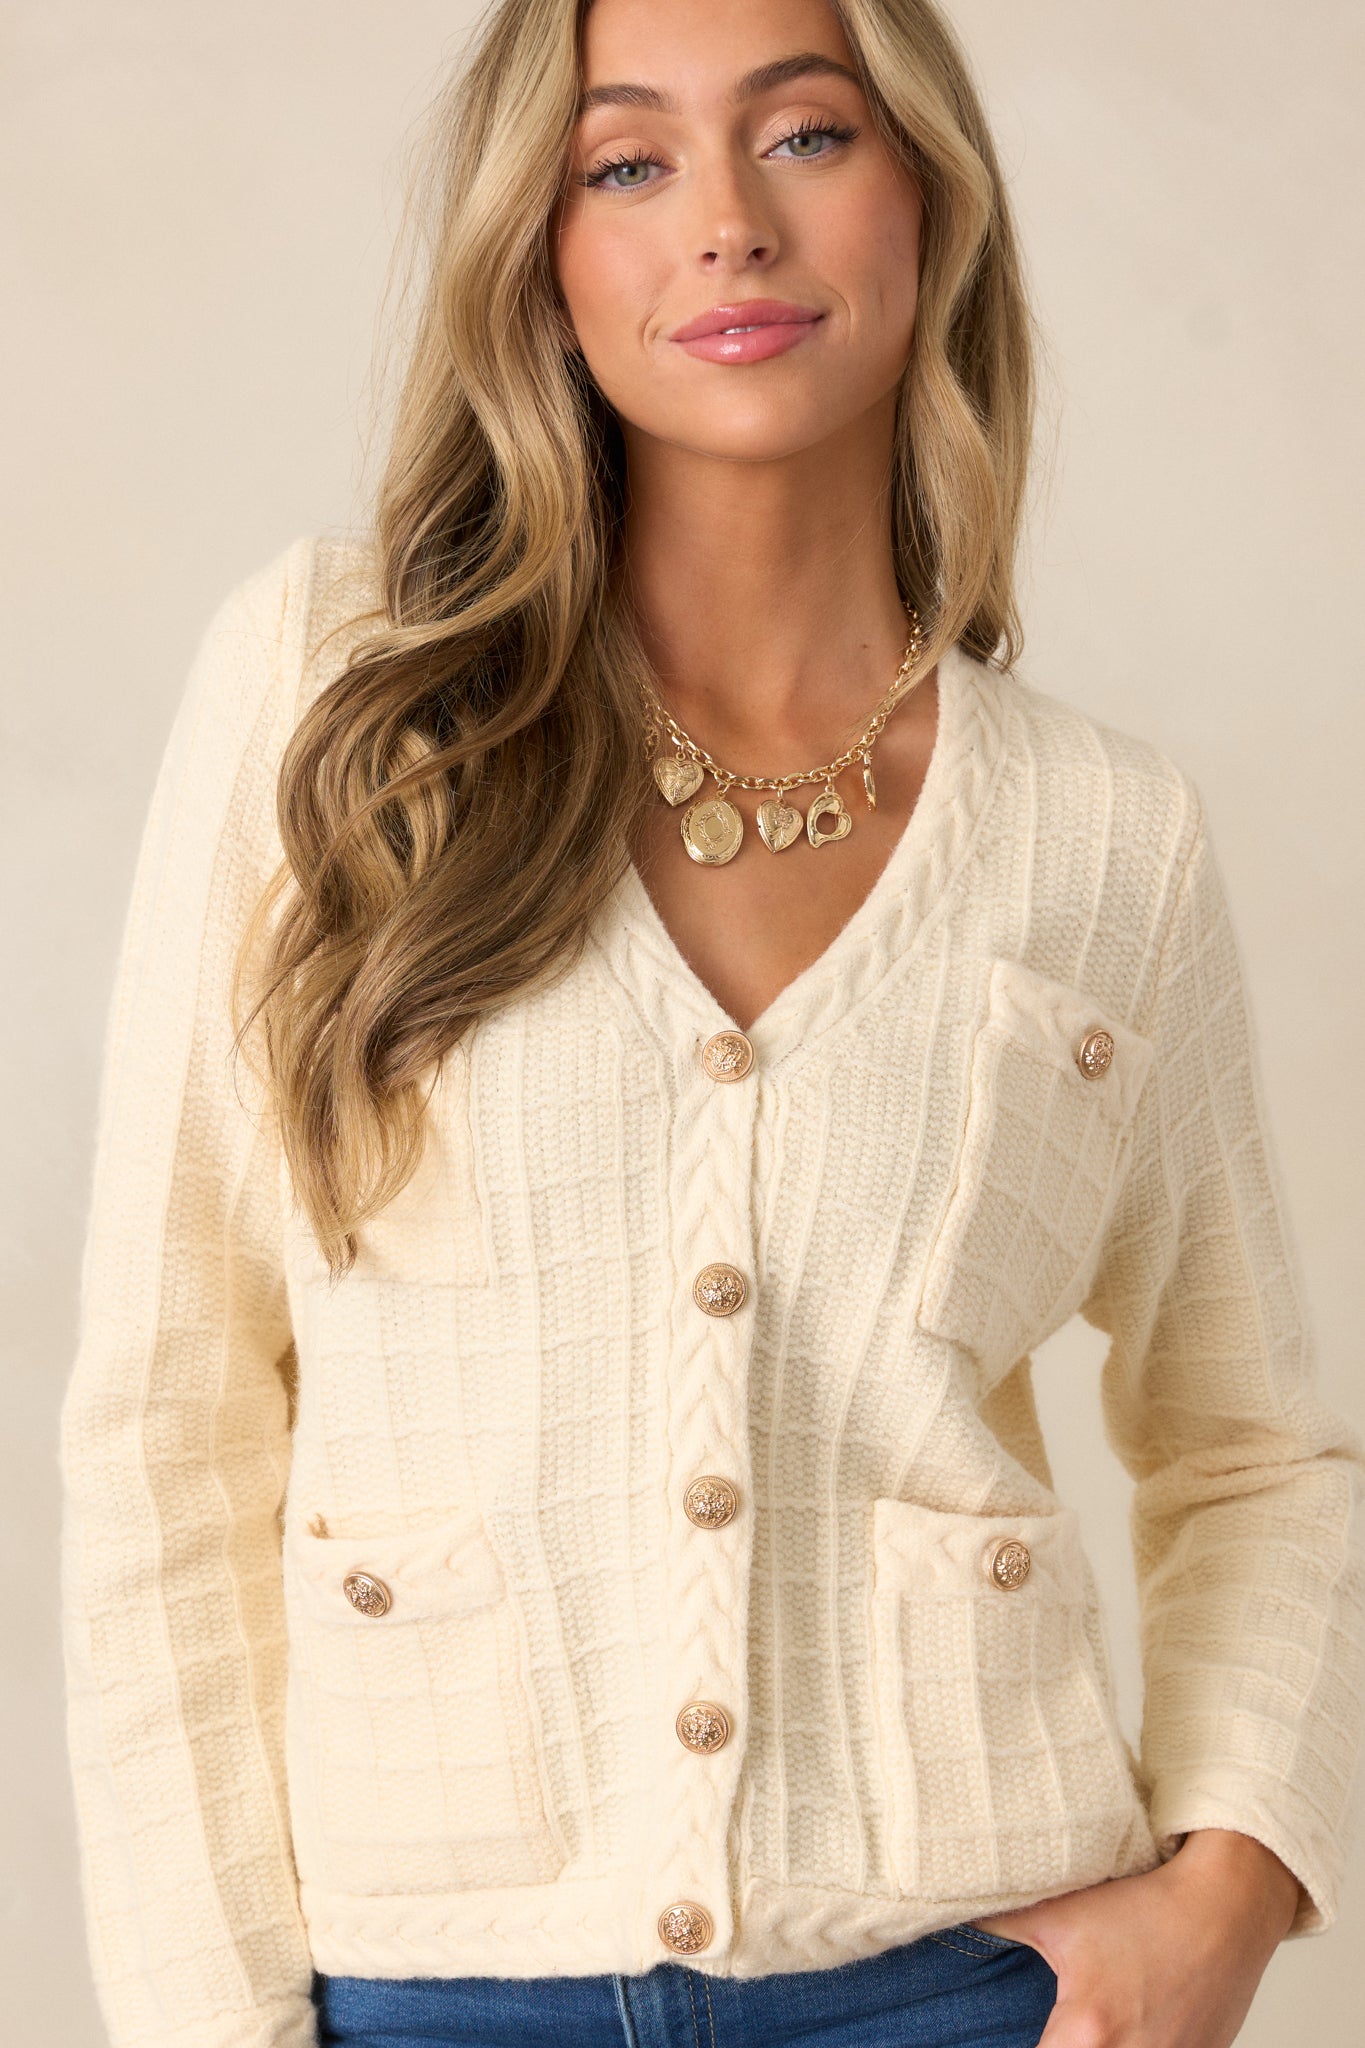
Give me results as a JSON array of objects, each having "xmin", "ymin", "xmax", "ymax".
[{"xmin": 580, "ymin": 117, "xmax": 860, "ymax": 191}]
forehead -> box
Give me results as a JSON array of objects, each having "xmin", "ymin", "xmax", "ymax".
[{"xmin": 576, "ymin": 0, "xmax": 859, "ymax": 99}]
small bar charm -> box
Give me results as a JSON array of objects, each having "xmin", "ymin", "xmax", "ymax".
[{"xmin": 862, "ymin": 750, "xmax": 876, "ymax": 810}]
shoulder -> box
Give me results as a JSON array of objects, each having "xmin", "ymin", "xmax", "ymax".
[
  {"xmin": 955, "ymin": 653, "xmax": 1215, "ymax": 1019},
  {"xmin": 201, "ymin": 527, "xmax": 385, "ymax": 731},
  {"xmin": 988, "ymin": 659, "xmax": 1204, "ymax": 857},
  {"xmin": 145, "ymin": 530, "xmax": 385, "ymax": 874},
  {"xmin": 972, "ymin": 656, "xmax": 1208, "ymax": 898}
]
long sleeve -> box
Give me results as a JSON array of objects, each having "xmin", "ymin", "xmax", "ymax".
[
  {"xmin": 58, "ymin": 540, "xmax": 320, "ymax": 2046},
  {"xmin": 1082, "ymin": 783, "xmax": 1365, "ymax": 1934}
]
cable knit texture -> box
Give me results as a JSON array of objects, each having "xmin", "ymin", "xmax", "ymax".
[{"xmin": 59, "ymin": 533, "xmax": 1364, "ymax": 2044}]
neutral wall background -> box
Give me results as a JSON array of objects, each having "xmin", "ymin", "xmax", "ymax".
[{"xmin": 4, "ymin": 3, "xmax": 1362, "ymax": 2041}]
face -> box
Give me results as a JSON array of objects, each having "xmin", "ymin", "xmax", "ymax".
[{"xmin": 552, "ymin": 0, "xmax": 923, "ymax": 465}]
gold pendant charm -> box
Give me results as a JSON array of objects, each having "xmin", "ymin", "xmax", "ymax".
[
  {"xmin": 756, "ymin": 795, "xmax": 803, "ymax": 852},
  {"xmin": 806, "ymin": 785, "xmax": 852, "ymax": 847},
  {"xmin": 862, "ymin": 751, "xmax": 877, "ymax": 811},
  {"xmin": 653, "ymin": 753, "xmax": 704, "ymax": 806},
  {"xmin": 681, "ymin": 794, "xmax": 744, "ymax": 865}
]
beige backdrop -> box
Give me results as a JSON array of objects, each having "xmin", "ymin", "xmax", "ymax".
[{"xmin": 4, "ymin": 4, "xmax": 1362, "ymax": 2042}]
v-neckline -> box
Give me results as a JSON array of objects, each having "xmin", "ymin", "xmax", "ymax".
[{"xmin": 605, "ymin": 640, "xmax": 991, "ymax": 1049}]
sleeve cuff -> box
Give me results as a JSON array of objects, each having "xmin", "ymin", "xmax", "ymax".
[{"xmin": 1147, "ymin": 1769, "xmax": 1345, "ymax": 1937}]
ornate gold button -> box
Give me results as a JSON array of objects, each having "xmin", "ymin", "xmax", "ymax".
[
  {"xmin": 984, "ymin": 1538, "xmax": 1032, "ymax": 1590},
  {"xmin": 700, "ymin": 1030, "xmax": 754, "ymax": 1083},
  {"xmin": 684, "ymin": 1475, "xmax": 739, "ymax": 1528},
  {"xmin": 676, "ymin": 1700, "xmax": 731, "ymax": 1752},
  {"xmin": 692, "ymin": 1262, "xmax": 747, "ymax": 1316},
  {"xmin": 342, "ymin": 1571, "xmax": 392, "ymax": 1616},
  {"xmin": 658, "ymin": 1900, "xmax": 714, "ymax": 1953},
  {"xmin": 1076, "ymin": 1028, "xmax": 1114, "ymax": 1079}
]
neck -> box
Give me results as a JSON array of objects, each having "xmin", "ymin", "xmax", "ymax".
[{"xmin": 620, "ymin": 397, "xmax": 915, "ymax": 763}]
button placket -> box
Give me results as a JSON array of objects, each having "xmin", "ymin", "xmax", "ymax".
[{"xmin": 647, "ymin": 1036, "xmax": 761, "ymax": 1962}]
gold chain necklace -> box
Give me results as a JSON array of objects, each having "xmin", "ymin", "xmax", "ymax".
[{"xmin": 639, "ymin": 607, "xmax": 925, "ymax": 865}]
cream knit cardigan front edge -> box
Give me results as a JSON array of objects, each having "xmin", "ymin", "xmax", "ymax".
[{"xmin": 57, "ymin": 531, "xmax": 1365, "ymax": 2047}]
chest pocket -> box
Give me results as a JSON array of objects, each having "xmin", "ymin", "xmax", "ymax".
[{"xmin": 917, "ymin": 957, "xmax": 1153, "ymax": 1376}]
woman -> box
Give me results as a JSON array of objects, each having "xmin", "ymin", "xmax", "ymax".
[{"xmin": 58, "ymin": 1, "xmax": 1363, "ymax": 2045}]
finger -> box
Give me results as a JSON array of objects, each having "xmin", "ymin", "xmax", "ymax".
[{"xmin": 1034, "ymin": 1995, "xmax": 1111, "ymax": 2048}]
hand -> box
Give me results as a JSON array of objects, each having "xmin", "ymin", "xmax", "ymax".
[{"xmin": 971, "ymin": 1828, "xmax": 1302, "ymax": 2046}]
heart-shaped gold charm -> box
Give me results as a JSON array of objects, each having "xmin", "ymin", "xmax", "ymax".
[
  {"xmin": 653, "ymin": 754, "xmax": 704, "ymax": 806},
  {"xmin": 756, "ymin": 797, "xmax": 803, "ymax": 852},
  {"xmin": 806, "ymin": 787, "xmax": 853, "ymax": 847}
]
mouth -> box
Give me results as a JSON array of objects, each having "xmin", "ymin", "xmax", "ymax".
[
  {"xmin": 668, "ymin": 299, "xmax": 824, "ymax": 366},
  {"xmin": 669, "ymin": 299, "xmax": 822, "ymax": 342}
]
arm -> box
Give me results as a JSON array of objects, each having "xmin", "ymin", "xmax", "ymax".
[
  {"xmin": 976, "ymin": 783, "xmax": 1365, "ymax": 2042},
  {"xmin": 1091, "ymin": 791, "xmax": 1364, "ymax": 1936},
  {"xmin": 58, "ymin": 540, "xmax": 320, "ymax": 2048}
]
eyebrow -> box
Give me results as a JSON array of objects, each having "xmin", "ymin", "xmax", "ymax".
[{"xmin": 576, "ymin": 51, "xmax": 863, "ymax": 118}]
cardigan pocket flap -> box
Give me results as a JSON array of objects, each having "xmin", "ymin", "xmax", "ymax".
[
  {"xmin": 871, "ymin": 1495, "xmax": 1087, "ymax": 1604},
  {"xmin": 917, "ymin": 956, "xmax": 1153, "ymax": 1372},
  {"xmin": 285, "ymin": 1505, "xmax": 505, "ymax": 1624},
  {"xmin": 869, "ymin": 1496, "xmax": 1153, "ymax": 1904}
]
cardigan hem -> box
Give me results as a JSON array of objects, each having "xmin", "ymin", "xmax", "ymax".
[{"xmin": 299, "ymin": 1853, "xmax": 1168, "ymax": 1982}]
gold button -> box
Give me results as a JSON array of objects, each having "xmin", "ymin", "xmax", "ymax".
[
  {"xmin": 658, "ymin": 1900, "xmax": 714, "ymax": 1953},
  {"xmin": 342, "ymin": 1571, "xmax": 391, "ymax": 1616},
  {"xmin": 684, "ymin": 1475, "xmax": 739, "ymax": 1528},
  {"xmin": 984, "ymin": 1538, "xmax": 1032, "ymax": 1590},
  {"xmin": 692, "ymin": 1262, "xmax": 747, "ymax": 1316},
  {"xmin": 1076, "ymin": 1028, "xmax": 1114, "ymax": 1079},
  {"xmin": 676, "ymin": 1700, "xmax": 731, "ymax": 1752},
  {"xmin": 700, "ymin": 1030, "xmax": 754, "ymax": 1083}
]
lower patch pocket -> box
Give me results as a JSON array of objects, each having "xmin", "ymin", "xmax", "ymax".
[
  {"xmin": 283, "ymin": 1506, "xmax": 567, "ymax": 1894},
  {"xmin": 870, "ymin": 1497, "xmax": 1152, "ymax": 1904}
]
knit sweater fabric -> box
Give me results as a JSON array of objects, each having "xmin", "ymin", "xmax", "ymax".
[{"xmin": 59, "ymin": 532, "xmax": 1364, "ymax": 2047}]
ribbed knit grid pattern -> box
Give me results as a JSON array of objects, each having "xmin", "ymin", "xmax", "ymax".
[{"xmin": 59, "ymin": 533, "xmax": 1365, "ymax": 2042}]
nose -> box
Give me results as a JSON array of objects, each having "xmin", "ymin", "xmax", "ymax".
[{"xmin": 688, "ymin": 155, "xmax": 779, "ymax": 274}]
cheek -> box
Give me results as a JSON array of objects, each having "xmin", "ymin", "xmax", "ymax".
[
  {"xmin": 814, "ymin": 172, "xmax": 922, "ymax": 344},
  {"xmin": 555, "ymin": 209, "xmax": 658, "ymax": 362}
]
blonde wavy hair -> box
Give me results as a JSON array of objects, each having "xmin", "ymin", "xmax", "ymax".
[{"xmin": 237, "ymin": 0, "xmax": 1041, "ymax": 1276}]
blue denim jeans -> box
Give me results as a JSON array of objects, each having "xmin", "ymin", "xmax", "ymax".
[{"xmin": 311, "ymin": 1921, "xmax": 1058, "ymax": 2046}]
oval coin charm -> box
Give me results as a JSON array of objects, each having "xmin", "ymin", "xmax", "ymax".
[
  {"xmin": 681, "ymin": 795, "xmax": 744, "ymax": 865},
  {"xmin": 653, "ymin": 754, "xmax": 705, "ymax": 806},
  {"xmin": 756, "ymin": 796, "xmax": 803, "ymax": 853},
  {"xmin": 806, "ymin": 787, "xmax": 852, "ymax": 847}
]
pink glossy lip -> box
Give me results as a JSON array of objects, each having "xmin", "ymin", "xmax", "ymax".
[
  {"xmin": 669, "ymin": 298, "xmax": 823, "ymax": 365},
  {"xmin": 670, "ymin": 297, "xmax": 820, "ymax": 342}
]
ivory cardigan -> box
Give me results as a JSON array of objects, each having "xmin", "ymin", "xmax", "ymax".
[{"xmin": 59, "ymin": 532, "xmax": 1364, "ymax": 2047}]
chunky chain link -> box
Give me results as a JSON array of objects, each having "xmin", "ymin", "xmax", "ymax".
[{"xmin": 638, "ymin": 607, "xmax": 925, "ymax": 794}]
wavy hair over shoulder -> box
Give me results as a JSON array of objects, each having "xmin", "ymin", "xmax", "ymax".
[{"xmin": 237, "ymin": 0, "xmax": 1040, "ymax": 1276}]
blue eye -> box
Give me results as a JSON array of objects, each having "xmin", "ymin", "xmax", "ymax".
[
  {"xmin": 768, "ymin": 119, "xmax": 859, "ymax": 161},
  {"xmin": 580, "ymin": 118, "xmax": 858, "ymax": 193},
  {"xmin": 582, "ymin": 150, "xmax": 667, "ymax": 191}
]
